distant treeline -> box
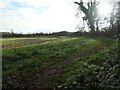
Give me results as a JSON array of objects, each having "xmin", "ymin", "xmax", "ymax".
[
  {"xmin": 1, "ymin": 30, "xmax": 118, "ymax": 38},
  {"xmin": 1, "ymin": 31, "xmax": 86, "ymax": 37}
]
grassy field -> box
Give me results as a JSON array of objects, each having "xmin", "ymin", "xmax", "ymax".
[{"xmin": 2, "ymin": 36, "xmax": 119, "ymax": 89}]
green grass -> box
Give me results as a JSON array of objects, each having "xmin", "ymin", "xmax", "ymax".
[{"xmin": 2, "ymin": 36, "xmax": 119, "ymax": 89}]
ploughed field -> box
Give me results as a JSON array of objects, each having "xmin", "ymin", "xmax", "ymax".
[{"xmin": 2, "ymin": 36, "xmax": 119, "ymax": 89}]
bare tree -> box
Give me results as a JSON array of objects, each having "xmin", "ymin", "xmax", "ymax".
[{"xmin": 74, "ymin": 0, "xmax": 99, "ymax": 33}]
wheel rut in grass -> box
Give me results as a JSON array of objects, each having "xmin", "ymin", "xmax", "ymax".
[
  {"xmin": 3, "ymin": 37, "xmax": 106, "ymax": 89},
  {"xmin": 21, "ymin": 44, "xmax": 103, "ymax": 88}
]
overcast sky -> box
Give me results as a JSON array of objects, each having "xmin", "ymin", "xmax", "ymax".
[
  {"xmin": 0, "ymin": 0, "xmax": 81, "ymax": 33},
  {"xmin": 0, "ymin": 0, "xmax": 118, "ymax": 34}
]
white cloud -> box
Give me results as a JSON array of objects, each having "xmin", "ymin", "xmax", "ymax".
[
  {"xmin": 0, "ymin": 0, "xmax": 79, "ymax": 33},
  {"xmin": 24, "ymin": 0, "xmax": 53, "ymax": 8},
  {"xmin": 18, "ymin": 8, "xmax": 37, "ymax": 17},
  {"xmin": 0, "ymin": 0, "xmax": 5, "ymax": 8}
]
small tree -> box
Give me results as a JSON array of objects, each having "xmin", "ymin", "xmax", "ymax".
[{"xmin": 113, "ymin": 1, "xmax": 120, "ymax": 37}]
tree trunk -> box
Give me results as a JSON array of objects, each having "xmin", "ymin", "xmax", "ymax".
[
  {"xmin": 96, "ymin": 20, "xmax": 99, "ymax": 32},
  {"xmin": 90, "ymin": 24, "xmax": 95, "ymax": 33}
]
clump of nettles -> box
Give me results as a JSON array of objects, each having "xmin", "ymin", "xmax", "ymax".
[{"xmin": 59, "ymin": 42, "xmax": 120, "ymax": 89}]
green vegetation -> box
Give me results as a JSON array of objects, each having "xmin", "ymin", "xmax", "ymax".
[{"xmin": 2, "ymin": 36, "xmax": 119, "ymax": 89}]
